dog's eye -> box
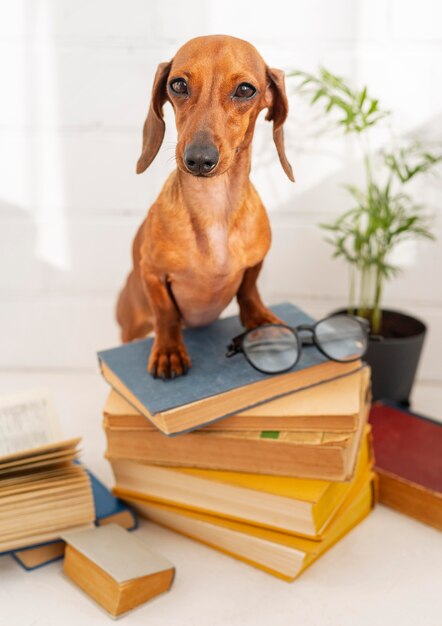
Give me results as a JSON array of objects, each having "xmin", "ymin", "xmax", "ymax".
[
  {"xmin": 170, "ymin": 79, "xmax": 188, "ymax": 95},
  {"xmin": 233, "ymin": 83, "xmax": 256, "ymax": 99}
]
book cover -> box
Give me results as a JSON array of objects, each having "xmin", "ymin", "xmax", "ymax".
[
  {"xmin": 62, "ymin": 524, "xmax": 174, "ymax": 585},
  {"xmin": 86, "ymin": 470, "xmax": 137, "ymax": 529}
]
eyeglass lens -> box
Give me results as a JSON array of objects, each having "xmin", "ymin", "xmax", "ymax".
[
  {"xmin": 315, "ymin": 315, "xmax": 367, "ymax": 361},
  {"xmin": 242, "ymin": 326, "xmax": 299, "ymax": 373}
]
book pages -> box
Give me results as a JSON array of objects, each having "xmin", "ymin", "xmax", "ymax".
[{"xmin": 0, "ymin": 389, "xmax": 62, "ymax": 457}]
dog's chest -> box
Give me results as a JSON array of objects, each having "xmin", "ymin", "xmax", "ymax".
[
  {"xmin": 186, "ymin": 220, "xmax": 249, "ymax": 281},
  {"xmin": 170, "ymin": 223, "xmax": 246, "ymax": 327},
  {"xmin": 202, "ymin": 223, "xmax": 231, "ymax": 270}
]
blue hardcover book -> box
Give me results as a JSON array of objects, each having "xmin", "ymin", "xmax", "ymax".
[
  {"xmin": 11, "ymin": 471, "xmax": 137, "ymax": 571},
  {"xmin": 98, "ymin": 302, "xmax": 363, "ymax": 436}
]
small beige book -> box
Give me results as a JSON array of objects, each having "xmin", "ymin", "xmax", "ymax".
[{"xmin": 62, "ymin": 524, "xmax": 175, "ymax": 617}]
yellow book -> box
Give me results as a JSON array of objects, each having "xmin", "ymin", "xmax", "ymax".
[
  {"xmin": 112, "ymin": 427, "xmax": 372, "ymax": 538},
  {"xmin": 122, "ymin": 472, "xmax": 376, "ymax": 581}
]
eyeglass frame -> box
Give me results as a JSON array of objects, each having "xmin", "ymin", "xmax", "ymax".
[{"xmin": 225, "ymin": 314, "xmax": 371, "ymax": 375}]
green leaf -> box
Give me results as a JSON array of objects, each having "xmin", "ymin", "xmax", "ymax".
[
  {"xmin": 367, "ymin": 99, "xmax": 379, "ymax": 114},
  {"xmin": 310, "ymin": 89, "xmax": 326, "ymax": 105},
  {"xmin": 358, "ymin": 86, "xmax": 367, "ymax": 107}
]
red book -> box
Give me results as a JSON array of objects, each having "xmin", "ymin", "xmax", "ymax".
[{"xmin": 369, "ymin": 402, "xmax": 442, "ymax": 530}]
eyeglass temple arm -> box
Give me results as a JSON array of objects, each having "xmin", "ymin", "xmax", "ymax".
[
  {"xmin": 226, "ymin": 333, "xmax": 246, "ymax": 358},
  {"xmin": 353, "ymin": 316, "xmax": 383, "ymax": 340}
]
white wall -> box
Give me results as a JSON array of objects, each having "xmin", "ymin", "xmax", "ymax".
[{"xmin": 1, "ymin": 0, "xmax": 442, "ymax": 384}]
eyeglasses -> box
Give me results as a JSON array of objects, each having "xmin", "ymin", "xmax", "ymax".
[{"xmin": 226, "ymin": 314, "xmax": 369, "ymax": 374}]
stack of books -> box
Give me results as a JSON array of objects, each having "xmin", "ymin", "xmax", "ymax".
[{"xmin": 99, "ymin": 303, "xmax": 376, "ymax": 581}]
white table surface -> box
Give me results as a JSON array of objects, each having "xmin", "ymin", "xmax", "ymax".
[{"xmin": 0, "ymin": 371, "xmax": 441, "ymax": 626}]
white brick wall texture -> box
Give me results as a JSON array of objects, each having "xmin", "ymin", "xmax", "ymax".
[{"xmin": 1, "ymin": 0, "xmax": 441, "ymax": 384}]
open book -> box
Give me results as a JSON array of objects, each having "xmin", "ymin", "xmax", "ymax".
[{"xmin": 0, "ymin": 389, "xmax": 95, "ymax": 553}]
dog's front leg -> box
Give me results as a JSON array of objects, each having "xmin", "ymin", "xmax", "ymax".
[
  {"xmin": 143, "ymin": 272, "xmax": 191, "ymax": 379},
  {"xmin": 237, "ymin": 262, "xmax": 283, "ymax": 330}
]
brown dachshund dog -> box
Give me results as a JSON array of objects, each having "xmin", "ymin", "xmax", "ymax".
[{"xmin": 117, "ymin": 35, "xmax": 294, "ymax": 378}]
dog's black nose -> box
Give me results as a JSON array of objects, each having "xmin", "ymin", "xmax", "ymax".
[{"xmin": 184, "ymin": 143, "xmax": 219, "ymax": 175}]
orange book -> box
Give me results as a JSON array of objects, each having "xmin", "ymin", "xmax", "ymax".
[{"xmin": 105, "ymin": 407, "xmax": 367, "ymax": 481}]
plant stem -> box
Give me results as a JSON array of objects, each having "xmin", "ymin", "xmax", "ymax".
[
  {"xmin": 360, "ymin": 133, "xmax": 373, "ymax": 187},
  {"xmin": 372, "ymin": 266, "xmax": 383, "ymax": 334},
  {"xmin": 364, "ymin": 151, "xmax": 373, "ymax": 187},
  {"xmin": 366, "ymin": 266, "xmax": 373, "ymax": 316},
  {"xmin": 349, "ymin": 266, "xmax": 355, "ymax": 314},
  {"xmin": 358, "ymin": 265, "xmax": 369, "ymax": 318},
  {"xmin": 356, "ymin": 132, "xmax": 375, "ymax": 319}
]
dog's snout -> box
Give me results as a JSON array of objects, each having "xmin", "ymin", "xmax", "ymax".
[{"xmin": 184, "ymin": 143, "xmax": 219, "ymax": 175}]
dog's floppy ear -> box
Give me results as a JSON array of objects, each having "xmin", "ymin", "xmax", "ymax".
[
  {"xmin": 265, "ymin": 67, "xmax": 295, "ymax": 182},
  {"xmin": 136, "ymin": 61, "xmax": 172, "ymax": 174}
]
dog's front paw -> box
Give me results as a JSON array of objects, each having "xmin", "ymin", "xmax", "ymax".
[
  {"xmin": 240, "ymin": 306, "xmax": 283, "ymax": 330},
  {"xmin": 148, "ymin": 340, "xmax": 192, "ymax": 379}
]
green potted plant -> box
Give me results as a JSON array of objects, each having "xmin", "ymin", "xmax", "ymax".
[{"xmin": 289, "ymin": 67, "xmax": 442, "ymax": 403}]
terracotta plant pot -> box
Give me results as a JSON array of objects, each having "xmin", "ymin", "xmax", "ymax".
[{"xmin": 334, "ymin": 309, "xmax": 426, "ymax": 405}]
